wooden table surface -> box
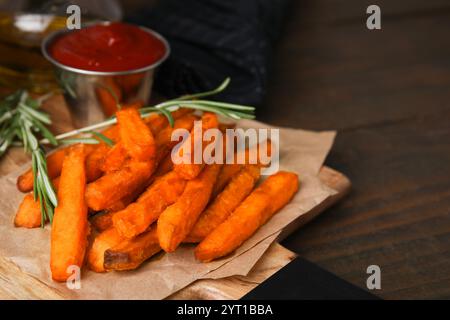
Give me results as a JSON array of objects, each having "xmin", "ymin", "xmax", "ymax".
[{"xmin": 259, "ymin": 0, "xmax": 450, "ymax": 299}]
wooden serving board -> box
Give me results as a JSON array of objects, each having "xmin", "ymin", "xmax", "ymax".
[{"xmin": 0, "ymin": 96, "xmax": 351, "ymax": 300}]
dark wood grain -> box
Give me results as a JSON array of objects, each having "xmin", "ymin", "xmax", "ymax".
[{"xmin": 266, "ymin": 0, "xmax": 450, "ymax": 299}]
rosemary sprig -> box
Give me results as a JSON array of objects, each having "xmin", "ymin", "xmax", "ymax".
[
  {"xmin": 41, "ymin": 78, "xmax": 255, "ymax": 144},
  {"xmin": 0, "ymin": 91, "xmax": 99, "ymax": 225}
]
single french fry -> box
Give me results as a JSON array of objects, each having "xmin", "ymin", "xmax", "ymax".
[
  {"xmin": 117, "ymin": 108, "xmax": 156, "ymax": 162},
  {"xmin": 195, "ymin": 171, "xmax": 299, "ymax": 262},
  {"xmin": 87, "ymin": 228, "xmax": 124, "ymax": 273},
  {"xmin": 85, "ymin": 160, "xmax": 155, "ymax": 211},
  {"xmin": 212, "ymin": 140, "xmax": 272, "ymax": 197},
  {"xmin": 113, "ymin": 170, "xmax": 186, "ymax": 239},
  {"xmin": 174, "ymin": 112, "xmax": 219, "ymax": 180},
  {"xmin": 14, "ymin": 194, "xmax": 42, "ymax": 228},
  {"xmin": 50, "ymin": 145, "xmax": 89, "ymax": 281},
  {"xmin": 158, "ymin": 164, "xmax": 221, "ymax": 252},
  {"xmin": 104, "ymin": 227, "xmax": 161, "ymax": 271},
  {"xmin": 186, "ymin": 165, "xmax": 261, "ymax": 243}
]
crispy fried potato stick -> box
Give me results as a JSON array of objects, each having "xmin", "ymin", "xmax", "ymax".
[
  {"xmin": 117, "ymin": 108, "xmax": 156, "ymax": 162},
  {"xmin": 212, "ymin": 140, "xmax": 272, "ymax": 197},
  {"xmin": 104, "ymin": 227, "xmax": 161, "ymax": 271},
  {"xmin": 87, "ymin": 228, "xmax": 124, "ymax": 273},
  {"xmin": 186, "ymin": 165, "xmax": 261, "ymax": 243},
  {"xmin": 158, "ymin": 164, "xmax": 221, "ymax": 252},
  {"xmin": 113, "ymin": 171, "xmax": 187, "ymax": 239},
  {"xmin": 85, "ymin": 160, "xmax": 154, "ymax": 211},
  {"xmin": 174, "ymin": 113, "xmax": 219, "ymax": 180},
  {"xmin": 14, "ymin": 194, "xmax": 42, "ymax": 228},
  {"xmin": 14, "ymin": 177, "xmax": 60, "ymax": 228},
  {"xmin": 50, "ymin": 145, "xmax": 89, "ymax": 281},
  {"xmin": 195, "ymin": 171, "xmax": 299, "ymax": 262}
]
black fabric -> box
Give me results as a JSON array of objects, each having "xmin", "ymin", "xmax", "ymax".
[
  {"xmin": 242, "ymin": 257, "xmax": 381, "ymax": 300},
  {"xmin": 127, "ymin": 0, "xmax": 290, "ymax": 106}
]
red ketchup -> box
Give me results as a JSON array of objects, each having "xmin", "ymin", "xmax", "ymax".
[{"xmin": 49, "ymin": 22, "xmax": 166, "ymax": 72}]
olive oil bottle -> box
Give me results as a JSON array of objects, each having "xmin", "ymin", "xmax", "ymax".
[
  {"xmin": 0, "ymin": 11, "xmax": 66, "ymax": 96},
  {"xmin": 0, "ymin": 1, "xmax": 122, "ymax": 97}
]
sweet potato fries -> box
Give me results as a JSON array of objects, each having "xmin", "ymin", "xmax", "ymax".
[
  {"xmin": 50, "ymin": 145, "xmax": 89, "ymax": 282},
  {"xmin": 158, "ymin": 164, "xmax": 221, "ymax": 252},
  {"xmin": 13, "ymin": 107, "xmax": 300, "ymax": 281},
  {"xmin": 195, "ymin": 171, "xmax": 299, "ymax": 262}
]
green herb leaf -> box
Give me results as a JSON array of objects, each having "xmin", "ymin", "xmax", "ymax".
[
  {"xmin": 59, "ymin": 138, "xmax": 100, "ymax": 145},
  {"xmin": 89, "ymin": 131, "xmax": 115, "ymax": 146}
]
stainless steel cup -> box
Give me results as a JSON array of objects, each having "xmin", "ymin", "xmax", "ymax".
[{"xmin": 41, "ymin": 24, "xmax": 170, "ymax": 128}]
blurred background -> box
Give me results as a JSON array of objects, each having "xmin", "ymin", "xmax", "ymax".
[{"xmin": 1, "ymin": 0, "xmax": 450, "ymax": 299}]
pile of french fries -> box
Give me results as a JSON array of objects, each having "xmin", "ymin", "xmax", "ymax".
[{"xmin": 13, "ymin": 107, "xmax": 299, "ymax": 282}]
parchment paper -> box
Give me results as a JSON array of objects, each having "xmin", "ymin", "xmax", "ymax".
[{"xmin": 0, "ymin": 120, "xmax": 336, "ymax": 299}]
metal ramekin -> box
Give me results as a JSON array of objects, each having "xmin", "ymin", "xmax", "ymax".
[{"xmin": 42, "ymin": 23, "xmax": 170, "ymax": 128}]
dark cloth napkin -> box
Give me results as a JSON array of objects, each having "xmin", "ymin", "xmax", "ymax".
[{"xmin": 127, "ymin": 0, "xmax": 290, "ymax": 106}]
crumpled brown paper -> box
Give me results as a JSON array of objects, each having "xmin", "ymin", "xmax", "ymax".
[{"xmin": 0, "ymin": 120, "xmax": 336, "ymax": 299}]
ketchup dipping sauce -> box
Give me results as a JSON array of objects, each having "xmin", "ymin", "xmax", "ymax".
[
  {"xmin": 48, "ymin": 22, "xmax": 168, "ymax": 72},
  {"xmin": 42, "ymin": 22, "xmax": 169, "ymax": 127}
]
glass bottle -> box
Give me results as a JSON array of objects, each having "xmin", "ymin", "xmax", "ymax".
[{"xmin": 0, "ymin": 0, "xmax": 122, "ymax": 97}]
